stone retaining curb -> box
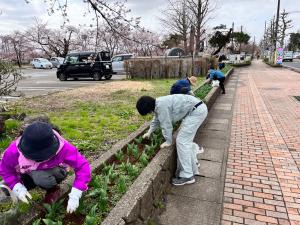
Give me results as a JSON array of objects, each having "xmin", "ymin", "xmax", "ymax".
[
  {"xmin": 21, "ymin": 68, "xmax": 234, "ymax": 225},
  {"xmin": 282, "ymin": 64, "xmax": 300, "ymax": 73}
]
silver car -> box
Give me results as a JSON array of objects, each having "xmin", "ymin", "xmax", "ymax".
[
  {"xmin": 31, "ymin": 58, "xmax": 53, "ymax": 69},
  {"xmin": 50, "ymin": 57, "xmax": 65, "ymax": 68},
  {"xmin": 111, "ymin": 54, "xmax": 134, "ymax": 74}
]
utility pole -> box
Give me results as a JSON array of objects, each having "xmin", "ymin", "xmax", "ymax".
[
  {"xmin": 252, "ymin": 36, "xmax": 256, "ymax": 57},
  {"xmin": 231, "ymin": 22, "xmax": 234, "ymax": 53},
  {"xmin": 274, "ymin": 0, "xmax": 281, "ymax": 63},
  {"xmin": 264, "ymin": 21, "xmax": 267, "ymax": 57}
]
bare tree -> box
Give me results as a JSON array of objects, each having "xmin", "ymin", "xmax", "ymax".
[
  {"xmin": 101, "ymin": 26, "xmax": 121, "ymax": 55},
  {"xmin": 264, "ymin": 16, "xmax": 276, "ymax": 51},
  {"xmin": 278, "ymin": 9, "xmax": 293, "ymax": 48},
  {"xmin": 25, "ymin": 20, "xmax": 77, "ymax": 57},
  {"xmin": 129, "ymin": 30, "xmax": 162, "ymax": 56},
  {"xmin": 4, "ymin": 32, "xmax": 30, "ymax": 68},
  {"xmin": 0, "ymin": 36, "xmax": 12, "ymax": 57},
  {"xmin": 24, "ymin": 21, "xmax": 52, "ymax": 57},
  {"xmin": 47, "ymin": 26, "xmax": 77, "ymax": 57},
  {"xmin": 186, "ymin": 0, "xmax": 214, "ymax": 53},
  {"xmin": 25, "ymin": 0, "xmax": 141, "ymax": 43},
  {"xmin": 160, "ymin": 0, "xmax": 190, "ymax": 53},
  {"xmin": 0, "ymin": 60, "xmax": 23, "ymax": 96}
]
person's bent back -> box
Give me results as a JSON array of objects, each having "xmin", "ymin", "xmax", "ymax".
[{"xmin": 170, "ymin": 76, "xmax": 197, "ymax": 95}]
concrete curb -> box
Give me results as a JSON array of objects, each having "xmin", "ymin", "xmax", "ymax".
[
  {"xmin": 282, "ymin": 64, "xmax": 300, "ymax": 73},
  {"xmin": 20, "ymin": 68, "xmax": 234, "ymax": 225}
]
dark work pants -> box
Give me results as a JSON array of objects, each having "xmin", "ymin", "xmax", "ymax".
[
  {"xmin": 21, "ymin": 167, "xmax": 67, "ymax": 191},
  {"xmin": 218, "ymin": 77, "xmax": 225, "ymax": 93}
]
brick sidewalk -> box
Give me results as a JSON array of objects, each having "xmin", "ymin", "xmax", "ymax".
[{"xmin": 222, "ymin": 61, "xmax": 300, "ymax": 225}]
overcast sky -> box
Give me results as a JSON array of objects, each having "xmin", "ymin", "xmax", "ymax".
[{"xmin": 0, "ymin": 0, "xmax": 299, "ymax": 42}]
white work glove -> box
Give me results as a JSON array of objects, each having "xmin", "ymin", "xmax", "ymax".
[
  {"xmin": 12, "ymin": 183, "xmax": 32, "ymax": 204},
  {"xmin": 160, "ymin": 142, "xmax": 171, "ymax": 148},
  {"xmin": 142, "ymin": 131, "xmax": 151, "ymax": 139},
  {"xmin": 67, "ymin": 187, "xmax": 82, "ymax": 213}
]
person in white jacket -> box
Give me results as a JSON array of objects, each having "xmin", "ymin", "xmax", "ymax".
[{"xmin": 136, "ymin": 94, "xmax": 208, "ymax": 186}]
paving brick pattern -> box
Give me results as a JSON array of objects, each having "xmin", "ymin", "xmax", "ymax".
[{"xmin": 222, "ymin": 61, "xmax": 300, "ymax": 225}]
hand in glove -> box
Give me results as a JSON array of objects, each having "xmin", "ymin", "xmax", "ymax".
[
  {"xmin": 12, "ymin": 183, "xmax": 32, "ymax": 204},
  {"xmin": 67, "ymin": 187, "xmax": 82, "ymax": 213},
  {"xmin": 160, "ymin": 142, "xmax": 171, "ymax": 149},
  {"xmin": 142, "ymin": 131, "xmax": 151, "ymax": 139}
]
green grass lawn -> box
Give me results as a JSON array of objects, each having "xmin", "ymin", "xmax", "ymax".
[{"xmin": 1, "ymin": 77, "xmax": 205, "ymax": 156}]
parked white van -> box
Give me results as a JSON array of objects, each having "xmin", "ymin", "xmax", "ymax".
[
  {"xmin": 111, "ymin": 54, "xmax": 134, "ymax": 74},
  {"xmin": 283, "ymin": 51, "xmax": 293, "ymax": 62}
]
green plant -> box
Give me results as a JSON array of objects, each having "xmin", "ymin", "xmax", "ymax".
[
  {"xmin": 195, "ymin": 84, "xmax": 212, "ymax": 99},
  {"xmin": 102, "ymin": 164, "xmax": 113, "ymax": 175},
  {"xmin": 43, "ymin": 199, "xmax": 65, "ymax": 221},
  {"xmin": 84, "ymin": 205, "xmax": 99, "ymax": 225},
  {"xmin": 115, "ymin": 150, "xmax": 124, "ymax": 162},
  {"xmin": 32, "ymin": 219, "xmax": 42, "ymax": 225},
  {"xmin": 132, "ymin": 144, "xmax": 140, "ymax": 160},
  {"xmin": 31, "ymin": 189, "xmax": 44, "ymax": 202},
  {"xmin": 154, "ymin": 201, "xmax": 165, "ymax": 209},
  {"xmin": 98, "ymin": 189, "xmax": 109, "ymax": 213},
  {"xmin": 0, "ymin": 201, "xmax": 13, "ymax": 212},
  {"xmin": 119, "ymin": 162, "xmax": 128, "ymax": 173},
  {"xmin": 17, "ymin": 201, "xmax": 30, "ymax": 213},
  {"xmin": 152, "ymin": 132, "xmax": 163, "ymax": 146},
  {"xmin": 117, "ymin": 175, "xmax": 127, "ymax": 194},
  {"xmin": 0, "ymin": 135, "xmax": 13, "ymax": 153},
  {"xmin": 76, "ymin": 197, "xmax": 87, "ymax": 215},
  {"xmin": 145, "ymin": 144, "xmax": 156, "ymax": 158},
  {"xmin": 126, "ymin": 163, "xmax": 139, "ymax": 178},
  {"xmin": 102, "ymin": 164, "xmax": 117, "ymax": 183},
  {"xmin": 139, "ymin": 153, "xmax": 149, "ymax": 167},
  {"xmin": 126, "ymin": 143, "xmax": 135, "ymax": 156},
  {"xmin": 134, "ymin": 136, "xmax": 143, "ymax": 145},
  {"xmin": 42, "ymin": 219, "xmax": 63, "ymax": 225},
  {"xmin": 87, "ymin": 176, "xmax": 108, "ymax": 198}
]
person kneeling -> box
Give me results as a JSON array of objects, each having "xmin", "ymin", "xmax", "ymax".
[{"xmin": 0, "ymin": 121, "xmax": 91, "ymax": 213}]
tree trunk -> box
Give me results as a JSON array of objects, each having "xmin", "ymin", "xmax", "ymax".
[
  {"xmin": 195, "ymin": 0, "xmax": 202, "ymax": 53},
  {"xmin": 183, "ymin": 38, "xmax": 188, "ymax": 54},
  {"xmin": 189, "ymin": 25, "xmax": 195, "ymax": 55},
  {"xmin": 0, "ymin": 116, "xmax": 5, "ymax": 135}
]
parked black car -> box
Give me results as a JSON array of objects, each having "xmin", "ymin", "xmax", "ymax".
[{"xmin": 56, "ymin": 51, "xmax": 113, "ymax": 81}]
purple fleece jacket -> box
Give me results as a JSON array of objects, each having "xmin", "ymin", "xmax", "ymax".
[{"xmin": 0, "ymin": 135, "xmax": 91, "ymax": 191}]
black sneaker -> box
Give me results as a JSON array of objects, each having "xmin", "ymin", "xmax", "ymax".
[{"xmin": 172, "ymin": 176, "xmax": 195, "ymax": 186}]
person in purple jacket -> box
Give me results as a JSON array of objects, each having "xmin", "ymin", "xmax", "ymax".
[{"xmin": 0, "ymin": 121, "xmax": 91, "ymax": 213}]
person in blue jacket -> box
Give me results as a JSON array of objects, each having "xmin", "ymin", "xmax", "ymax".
[
  {"xmin": 207, "ymin": 65, "xmax": 226, "ymax": 94},
  {"xmin": 170, "ymin": 76, "xmax": 197, "ymax": 95}
]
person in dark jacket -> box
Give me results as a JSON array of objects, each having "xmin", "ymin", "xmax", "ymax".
[
  {"xmin": 170, "ymin": 76, "xmax": 197, "ymax": 95},
  {"xmin": 207, "ymin": 65, "xmax": 226, "ymax": 94},
  {"xmin": 218, "ymin": 55, "xmax": 226, "ymax": 70}
]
